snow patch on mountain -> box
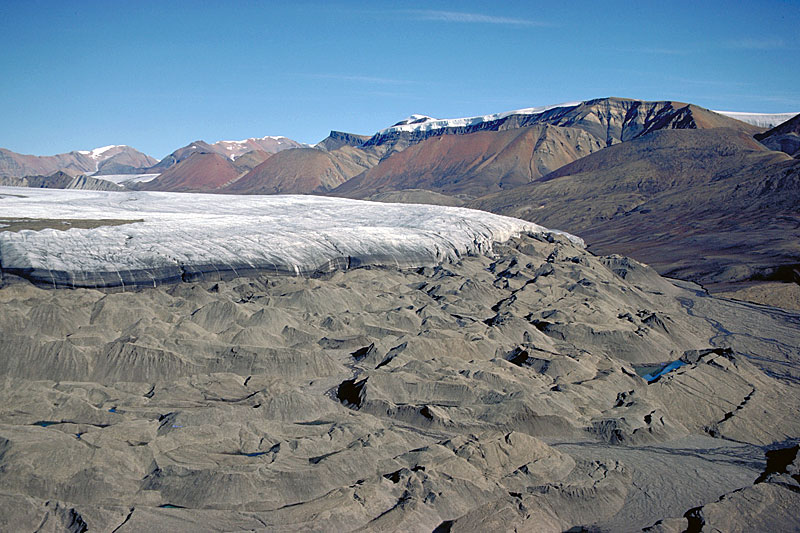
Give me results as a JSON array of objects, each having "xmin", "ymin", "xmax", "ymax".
[
  {"xmin": 216, "ymin": 135, "xmax": 296, "ymax": 146},
  {"xmin": 212, "ymin": 136, "xmax": 307, "ymax": 159},
  {"xmin": 77, "ymin": 145, "xmax": 123, "ymax": 160},
  {"xmin": 714, "ymin": 111, "xmax": 798, "ymax": 129},
  {"xmin": 0, "ymin": 187, "xmax": 581, "ymax": 288},
  {"xmin": 392, "ymin": 115, "xmax": 436, "ymax": 127},
  {"xmin": 377, "ymin": 102, "xmax": 582, "ymax": 135}
]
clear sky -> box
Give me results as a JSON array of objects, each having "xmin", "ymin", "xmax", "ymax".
[{"xmin": 1, "ymin": 0, "xmax": 798, "ymax": 159}]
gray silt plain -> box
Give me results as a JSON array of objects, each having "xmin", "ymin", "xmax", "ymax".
[{"xmin": 0, "ymin": 233, "xmax": 798, "ymax": 532}]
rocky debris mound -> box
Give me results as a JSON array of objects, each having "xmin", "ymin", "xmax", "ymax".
[{"xmin": 0, "ymin": 233, "xmax": 798, "ymax": 530}]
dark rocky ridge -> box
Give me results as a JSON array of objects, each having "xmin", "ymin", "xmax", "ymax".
[
  {"xmin": 315, "ymin": 131, "xmax": 372, "ymax": 152},
  {"xmin": 0, "ymin": 171, "xmax": 124, "ymax": 191},
  {"xmin": 362, "ymin": 97, "xmax": 761, "ymax": 154},
  {"xmin": 755, "ymin": 112, "xmax": 800, "ymax": 157}
]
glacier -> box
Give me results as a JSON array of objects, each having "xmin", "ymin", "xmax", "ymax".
[
  {"xmin": 0, "ymin": 187, "xmax": 581, "ymax": 289},
  {"xmin": 714, "ymin": 111, "xmax": 798, "ymax": 129}
]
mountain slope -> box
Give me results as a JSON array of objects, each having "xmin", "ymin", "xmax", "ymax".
[
  {"xmin": 149, "ymin": 137, "xmax": 304, "ymax": 173},
  {"xmin": 224, "ymin": 145, "xmax": 382, "ymax": 194},
  {"xmin": 94, "ymin": 146, "xmax": 159, "ymax": 175},
  {"xmin": 333, "ymin": 124, "xmax": 605, "ymax": 199},
  {"xmin": 469, "ymin": 128, "xmax": 799, "ymax": 289},
  {"xmin": 212, "ymin": 136, "xmax": 306, "ymax": 159},
  {"xmin": 0, "ymin": 145, "xmax": 156, "ymax": 178},
  {"xmin": 315, "ymin": 131, "xmax": 372, "ymax": 152},
  {"xmin": 0, "ymin": 171, "xmax": 124, "ymax": 191},
  {"xmin": 230, "ymin": 150, "xmax": 272, "ymax": 173},
  {"xmin": 363, "ymin": 97, "xmax": 761, "ymax": 156},
  {"xmin": 329, "ymin": 98, "xmax": 764, "ymax": 201},
  {"xmin": 140, "ymin": 152, "xmax": 241, "ymax": 192}
]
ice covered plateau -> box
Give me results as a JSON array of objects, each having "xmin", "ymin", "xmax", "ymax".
[
  {"xmin": 376, "ymin": 102, "xmax": 582, "ymax": 135},
  {"xmin": 0, "ymin": 187, "xmax": 580, "ymax": 288},
  {"xmin": 714, "ymin": 111, "xmax": 799, "ymax": 129}
]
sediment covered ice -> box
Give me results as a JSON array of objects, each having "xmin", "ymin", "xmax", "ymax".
[{"xmin": 0, "ymin": 187, "xmax": 581, "ymax": 288}]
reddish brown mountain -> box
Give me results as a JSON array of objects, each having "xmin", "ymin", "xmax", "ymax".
[
  {"xmin": 333, "ymin": 125, "xmax": 604, "ymax": 199},
  {"xmin": 140, "ymin": 152, "xmax": 241, "ymax": 192},
  {"xmin": 149, "ymin": 137, "xmax": 304, "ymax": 172},
  {"xmin": 224, "ymin": 146, "xmax": 381, "ymax": 195}
]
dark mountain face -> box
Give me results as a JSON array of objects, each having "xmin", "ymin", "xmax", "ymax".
[
  {"xmin": 756, "ymin": 113, "xmax": 800, "ymax": 157},
  {"xmin": 315, "ymin": 131, "xmax": 372, "ymax": 152},
  {"xmin": 0, "ymin": 171, "xmax": 124, "ymax": 191},
  {"xmin": 469, "ymin": 128, "xmax": 799, "ymax": 289}
]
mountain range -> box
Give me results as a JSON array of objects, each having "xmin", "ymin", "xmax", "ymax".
[
  {"xmin": 0, "ymin": 145, "xmax": 157, "ymax": 178},
  {"xmin": 1, "ymin": 97, "xmax": 798, "ymax": 305},
  {"xmin": 2, "ymin": 98, "xmax": 800, "ymax": 531}
]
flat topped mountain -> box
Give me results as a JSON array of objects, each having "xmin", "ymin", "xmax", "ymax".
[
  {"xmin": 331, "ymin": 97, "xmax": 763, "ymax": 201},
  {"xmin": 315, "ymin": 131, "xmax": 372, "ymax": 152},
  {"xmin": 363, "ymin": 97, "xmax": 762, "ymax": 153}
]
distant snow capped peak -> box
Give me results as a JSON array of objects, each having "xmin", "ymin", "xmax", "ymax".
[
  {"xmin": 377, "ymin": 102, "xmax": 582, "ymax": 135},
  {"xmin": 216, "ymin": 135, "xmax": 291, "ymax": 146},
  {"xmin": 713, "ymin": 110, "xmax": 799, "ymax": 129},
  {"xmin": 204, "ymin": 136, "xmax": 306, "ymax": 160}
]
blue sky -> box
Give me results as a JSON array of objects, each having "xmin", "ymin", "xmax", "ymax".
[{"xmin": 1, "ymin": 0, "xmax": 798, "ymax": 158}]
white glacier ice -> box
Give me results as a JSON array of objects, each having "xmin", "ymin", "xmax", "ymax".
[
  {"xmin": 0, "ymin": 187, "xmax": 581, "ymax": 289},
  {"xmin": 714, "ymin": 111, "xmax": 798, "ymax": 129}
]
